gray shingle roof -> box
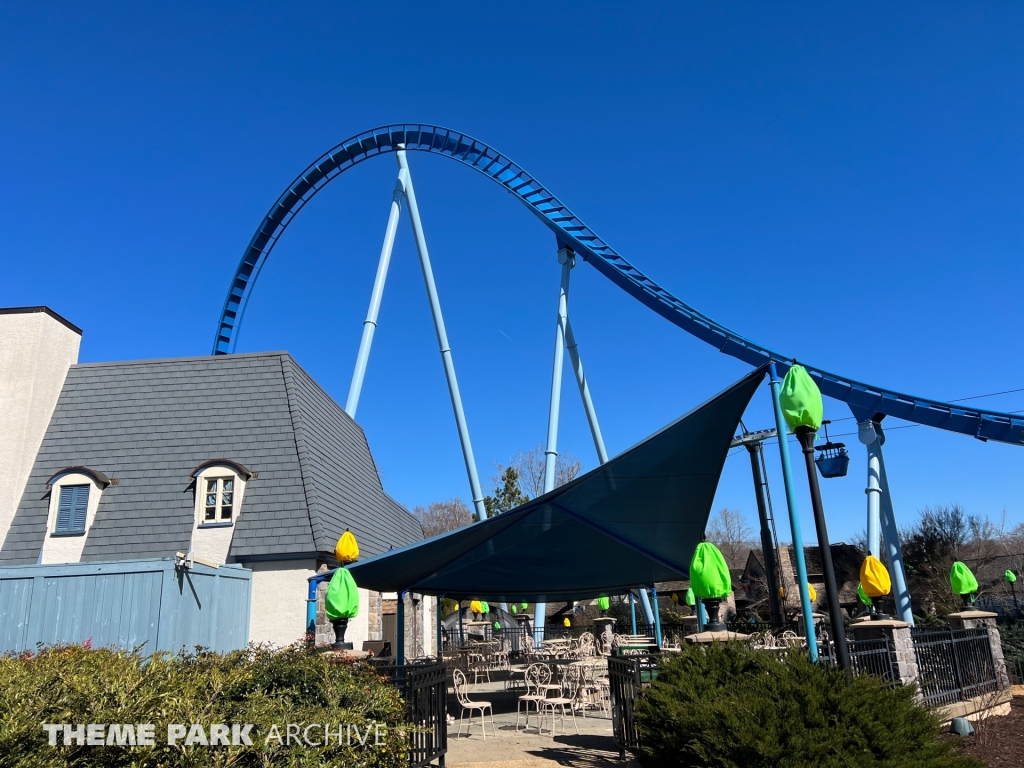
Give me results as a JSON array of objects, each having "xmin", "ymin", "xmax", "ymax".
[{"xmin": 0, "ymin": 352, "xmax": 422, "ymax": 565}]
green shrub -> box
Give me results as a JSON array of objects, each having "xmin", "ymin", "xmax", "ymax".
[
  {"xmin": 633, "ymin": 642, "xmax": 981, "ymax": 768},
  {"xmin": 0, "ymin": 644, "xmax": 409, "ymax": 768}
]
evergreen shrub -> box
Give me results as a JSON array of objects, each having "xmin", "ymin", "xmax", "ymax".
[
  {"xmin": 633, "ymin": 642, "xmax": 981, "ymax": 768},
  {"xmin": 0, "ymin": 644, "xmax": 409, "ymax": 768}
]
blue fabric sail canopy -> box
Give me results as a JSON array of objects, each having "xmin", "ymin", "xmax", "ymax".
[{"xmin": 348, "ymin": 366, "xmax": 768, "ymax": 602}]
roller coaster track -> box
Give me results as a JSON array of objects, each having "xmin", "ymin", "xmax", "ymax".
[{"xmin": 213, "ymin": 124, "xmax": 1024, "ymax": 446}]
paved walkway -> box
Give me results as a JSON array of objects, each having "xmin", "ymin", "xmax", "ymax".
[{"xmin": 445, "ymin": 678, "xmax": 639, "ymax": 767}]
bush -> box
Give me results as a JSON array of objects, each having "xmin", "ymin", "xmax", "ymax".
[
  {"xmin": 633, "ymin": 643, "xmax": 982, "ymax": 768},
  {"xmin": 0, "ymin": 644, "xmax": 409, "ymax": 768}
]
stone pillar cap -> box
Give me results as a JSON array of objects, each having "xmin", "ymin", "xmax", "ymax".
[
  {"xmin": 685, "ymin": 630, "xmax": 750, "ymax": 644},
  {"xmin": 946, "ymin": 610, "xmax": 997, "ymax": 619},
  {"xmin": 849, "ymin": 619, "xmax": 910, "ymax": 630}
]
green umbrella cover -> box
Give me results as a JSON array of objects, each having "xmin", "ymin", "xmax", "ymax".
[
  {"xmin": 597, "ymin": 596, "xmax": 610, "ymax": 611},
  {"xmin": 690, "ymin": 542, "xmax": 732, "ymax": 599},
  {"xmin": 950, "ymin": 562, "xmax": 979, "ymax": 596},
  {"xmin": 685, "ymin": 587, "xmax": 696, "ymax": 607},
  {"xmin": 325, "ymin": 568, "xmax": 360, "ymax": 621},
  {"xmin": 778, "ymin": 365, "xmax": 823, "ymax": 432},
  {"xmin": 1007, "ymin": 570, "xmax": 1018, "ymax": 584}
]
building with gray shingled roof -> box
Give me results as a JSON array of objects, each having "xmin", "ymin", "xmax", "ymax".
[{"xmin": 0, "ymin": 307, "xmax": 424, "ymax": 648}]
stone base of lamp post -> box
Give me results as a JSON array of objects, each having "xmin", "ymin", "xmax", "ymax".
[
  {"xmin": 592, "ymin": 617, "xmax": 616, "ymax": 655},
  {"xmin": 465, "ymin": 621, "xmax": 490, "ymax": 642},
  {"xmin": 331, "ymin": 618, "xmax": 353, "ymax": 651}
]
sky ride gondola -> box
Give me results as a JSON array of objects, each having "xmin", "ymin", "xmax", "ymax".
[{"xmin": 814, "ymin": 420, "xmax": 850, "ymax": 479}]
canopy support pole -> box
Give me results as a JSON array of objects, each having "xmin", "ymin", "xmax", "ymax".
[
  {"xmin": 436, "ymin": 595, "xmax": 443, "ymax": 658},
  {"xmin": 746, "ymin": 444, "xmax": 784, "ymax": 625},
  {"xmin": 397, "ymin": 591, "xmax": 406, "ymax": 666},
  {"xmin": 696, "ymin": 598, "xmax": 705, "ymax": 631},
  {"xmin": 629, "ymin": 593, "xmax": 637, "ymax": 634},
  {"xmin": 534, "ymin": 245, "xmax": 575, "ymax": 643},
  {"xmin": 768, "ymin": 363, "xmax": 818, "ymax": 660},
  {"xmin": 651, "ymin": 585, "xmax": 663, "ymax": 648},
  {"xmin": 458, "ymin": 600, "xmax": 464, "ymax": 647},
  {"xmin": 398, "ymin": 148, "xmax": 487, "ymax": 522},
  {"xmin": 345, "ymin": 165, "xmax": 406, "ymax": 418}
]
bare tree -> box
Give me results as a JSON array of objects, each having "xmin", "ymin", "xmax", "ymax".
[
  {"xmin": 705, "ymin": 507, "xmax": 758, "ymax": 570},
  {"xmin": 500, "ymin": 444, "xmax": 582, "ymax": 499},
  {"xmin": 413, "ymin": 498, "xmax": 473, "ymax": 538}
]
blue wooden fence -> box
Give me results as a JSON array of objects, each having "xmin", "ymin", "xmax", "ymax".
[{"xmin": 0, "ymin": 558, "xmax": 251, "ymax": 655}]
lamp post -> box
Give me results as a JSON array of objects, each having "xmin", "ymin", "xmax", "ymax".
[
  {"xmin": 950, "ymin": 562, "xmax": 979, "ymax": 608},
  {"xmin": 690, "ymin": 542, "xmax": 732, "ymax": 632},
  {"xmin": 779, "ymin": 365, "xmax": 850, "ymax": 675},
  {"xmin": 1007, "ymin": 571, "xmax": 1020, "ymax": 619}
]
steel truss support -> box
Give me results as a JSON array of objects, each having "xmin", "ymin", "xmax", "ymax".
[
  {"xmin": 859, "ymin": 418, "xmax": 914, "ymax": 624},
  {"xmin": 344, "ymin": 149, "xmax": 487, "ymax": 521},
  {"xmin": 346, "ymin": 166, "xmax": 406, "ymax": 418},
  {"xmin": 398, "ymin": 149, "xmax": 487, "ymax": 521}
]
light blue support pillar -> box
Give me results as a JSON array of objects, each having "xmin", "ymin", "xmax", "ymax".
[
  {"xmin": 696, "ymin": 598, "xmax": 705, "ymax": 632},
  {"xmin": 345, "ymin": 166, "xmax": 406, "ymax": 418},
  {"xmin": 651, "ymin": 585, "xmax": 663, "ymax": 648},
  {"xmin": 436, "ymin": 595, "xmax": 444, "ymax": 657},
  {"xmin": 397, "ymin": 591, "xmax": 406, "ymax": 666},
  {"xmin": 534, "ymin": 246, "xmax": 575, "ymax": 643},
  {"xmin": 397, "ymin": 149, "xmax": 487, "ymax": 521},
  {"xmin": 876, "ymin": 429, "xmax": 914, "ymax": 625},
  {"xmin": 768, "ymin": 363, "xmax": 818, "ymax": 660},
  {"xmin": 564, "ymin": 318, "xmax": 609, "ymax": 464},
  {"xmin": 637, "ymin": 588, "xmax": 655, "ymax": 627},
  {"xmin": 859, "ymin": 421, "xmax": 882, "ymax": 559},
  {"xmin": 629, "ymin": 593, "xmax": 637, "ymax": 634}
]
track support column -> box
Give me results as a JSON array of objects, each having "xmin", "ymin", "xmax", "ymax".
[
  {"xmin": 397, "ymin": 148, "xmax": 487, "ymax": 521},
  {"xmin": 534, "ymin": 246, "xmax": 575, "ymax": 642},
  {"xmin": 860, "ymin": 421, "xmax": 882, "ymax": 559},
  {"xmin": 564, "ymin": 318, "xmax": 609, "ymax": 464},
  {"xmin": 345, "ymin": 166, "xmax": 407, "ymax": 418}
]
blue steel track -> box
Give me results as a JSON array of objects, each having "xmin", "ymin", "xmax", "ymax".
[{"xmin": 213, "ymin": 124, "xmax": 1024, "ymax": 446}]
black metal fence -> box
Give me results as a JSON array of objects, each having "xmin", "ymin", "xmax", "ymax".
[
  {"xmin": 818, "ymin": 635, "xmax": 897, "ymax": 682},
  {"xmin": 911, "ymin": 627, "xmax": 999, "ymax": 708},
  {"xmin": 372, "ymin": 659, "xmax": 447, "ymax": 768},
  {"xmin": 608, "ymin": 653, "xmax": 659, "ymax": 760}
]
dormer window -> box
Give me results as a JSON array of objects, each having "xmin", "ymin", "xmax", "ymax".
[
  {"xmin": 190, "ymin": 459, "xmax": 252, "ymax": 530},
  {"xmin": 39, "ymin": 467, "xmax": 110, "ymax": 564},
  {"xmin": 204, "ymin": 477, "xmax": 235, "ymax": 522},
  {"xmin": 56, "ymin": 484, "xmax": 90, "ymax": 534}
]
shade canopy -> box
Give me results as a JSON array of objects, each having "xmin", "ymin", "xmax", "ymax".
[{"xmin": 348, "ymin": 366, "xmax": 767, "ymax": 601}]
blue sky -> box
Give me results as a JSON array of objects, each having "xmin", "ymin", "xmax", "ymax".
[{"xmin": 2, "ymin": 3, "xmax": 1022, "ymax": 545}]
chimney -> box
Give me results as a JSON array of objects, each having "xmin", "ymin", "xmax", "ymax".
[{"xmin": 0, "ymin": 307, "xmax": 82, "ymax": 548}]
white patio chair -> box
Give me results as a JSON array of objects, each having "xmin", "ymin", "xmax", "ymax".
[
  {"xmin": 453, "ymin": 669, "xmax": 496, "ymax": 740},
  {"xmin": 516, "ymin": 662, "xmax": 551, "ymax": 732},
  {"xmin": 538, "ymin": 665, "xmax": 580, "ymax": 735}
]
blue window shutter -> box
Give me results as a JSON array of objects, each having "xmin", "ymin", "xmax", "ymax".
[
  {"xmin": 71, "ymin": 486, "xmax": 88, "ymax": 531},
  {"xmin": 56, "ymin": 487, "xmax": 73, "ymax": 531},
  {"xmin": 55, "ymin": 485, "xmax": 89, "ymax": 533}
]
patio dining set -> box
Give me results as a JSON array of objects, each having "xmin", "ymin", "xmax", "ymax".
[{"xmin": 445, "ymin": 631, "xmax": 615, "ymax": 739}]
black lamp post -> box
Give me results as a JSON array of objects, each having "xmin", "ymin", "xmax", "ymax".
[{"xmin": 794, "ymin": 426, "xmax": 851, "ymax": 675}]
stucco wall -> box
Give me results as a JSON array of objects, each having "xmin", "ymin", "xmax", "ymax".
[
  {"xmin": 0, "ymin": 310, "xmax": 80, "ymax": 553},
  {"xmin": 248, "ymin": 559, "xmax": 318, "ymax": 646}
]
